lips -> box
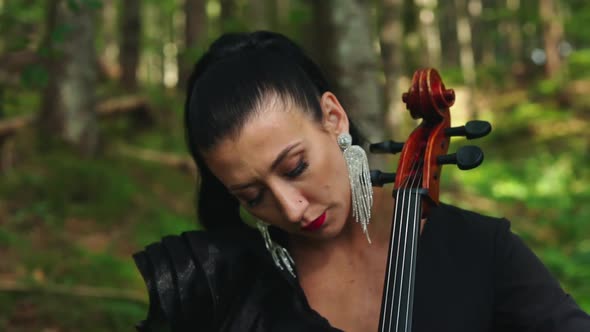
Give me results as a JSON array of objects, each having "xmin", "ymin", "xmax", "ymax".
[{"xmin": 302, "ymin": 212, "xmax": 327, "ymax": 231}]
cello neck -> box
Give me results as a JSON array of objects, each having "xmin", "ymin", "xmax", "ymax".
[{"xmin": 378, "ymin": 188, "xmax": 423, "ymax": 332}]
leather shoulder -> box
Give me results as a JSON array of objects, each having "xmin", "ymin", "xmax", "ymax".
[{"xmin": 133, "ymin": 227, "xmax": 262, "ymax": 332}]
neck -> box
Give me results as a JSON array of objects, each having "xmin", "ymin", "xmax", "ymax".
[{"xmin": 287, "ymin": 185, "xmax": 395, "ymax": 266}]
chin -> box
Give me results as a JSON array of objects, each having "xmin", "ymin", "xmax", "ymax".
[{"xmin": 313, "ymin": 219, "xmax": 346, "ymax": 239}]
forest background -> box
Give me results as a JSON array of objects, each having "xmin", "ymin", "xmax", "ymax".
[{"xmin": 0, "ymin": 0, "xmax": 589, "ymax": 331}]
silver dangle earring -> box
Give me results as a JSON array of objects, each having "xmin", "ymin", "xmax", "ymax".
[
  {"xmin": 256, "ymin": 220, "xmax": 296, "ymax": 278},
  {"xmin": 338, "ymin": 133, "xmax": 373, "ymax": 243}
]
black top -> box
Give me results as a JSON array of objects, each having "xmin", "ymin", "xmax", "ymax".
[{"xmin": 133, "ymin": 204, "xmax": 590, "ymax": 331}]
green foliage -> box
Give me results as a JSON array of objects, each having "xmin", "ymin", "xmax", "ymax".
[
  {"xmin": 287, "ymin": 4, "xmax": 312, "ymax": 26},
  {"xmin": 1, "ymin": 89, "xmax": 39, "ymax": 117},
  {"xmin": 532, "ymin": 77, "xmax": 563, "ymax": 97},
  {"xmin": 567, "ymin": 49, "xmax": 590, "ymax": 80},
  {"xmin": 0, "ymin": 293, "xmax": 146, "ymax": 332},
  {"xmin": 1, "ymin": 152, "xmax": 138, "ymax": 224},
  {"xmin": 565, "ymin": 1, "xmax": 590, "ymax": 45},
  {"xmin": 51, "ymin": 23, "xmax": 74, "ymax": 44},
  {"xmin": 133, "ymin": 209, "xmax": 197, "ymax": 247},
  {"xmin": 67, "ymin": 0, "xmax": 103, "ymax": 12},
  {"xmin": 437, "ymin": 67, "xmax": 466, "ymax": 85},
  {"xmin": 0, "ymin": 0, "xmax": 45, "ymax": 51},
  {"xmin": 20, "ymin": 63, "xmax": 49, "ymax": 89},
  {"xmin": 0, "ymin": 140, "xmax": 197, "ymax": 330}
]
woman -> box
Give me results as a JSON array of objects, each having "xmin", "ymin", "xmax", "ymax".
[{"xmin": 133, "ymin": 31, "xmax": 590, "ymax": 332}]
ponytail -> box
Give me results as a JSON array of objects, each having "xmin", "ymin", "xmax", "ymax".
[{"xmin": 194, "ymin": 154, "xmax": 242, "ymax": 230}]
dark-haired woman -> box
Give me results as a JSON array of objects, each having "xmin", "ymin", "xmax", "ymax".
[{"xmin": 133, "ymin": 31, "xmax": 590, "ymax": 332}]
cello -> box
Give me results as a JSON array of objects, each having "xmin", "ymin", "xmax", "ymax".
[{"xmin": 369, "ymin": 68, "xmax": 491, "ymax": 332}]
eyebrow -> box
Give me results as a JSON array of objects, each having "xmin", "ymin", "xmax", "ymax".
[{"xmin": 228, "ymin": 141, "xmax": 302, "ymax": 191}]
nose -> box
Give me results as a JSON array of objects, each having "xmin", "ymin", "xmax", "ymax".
[{"xmin": 271, "ymin": 181, "xmax": 308, "ymax": 224}]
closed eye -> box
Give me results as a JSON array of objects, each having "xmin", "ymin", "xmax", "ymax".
[
  {"xmin": 285, "ymin": 159, "xmax": 308, "ymax": 178},
  {"xmin": 246, "ymin": 192, "xmax": 263, "ymax": 208},
  {"xmin": 244, "ymin": 158, "xmax": 308, "ymax": 208}
]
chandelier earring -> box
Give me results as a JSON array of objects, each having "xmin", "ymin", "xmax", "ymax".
[
  {"xmin": 255, "ymin": 220, "xmax": 296, "ymax": 278},
  {"xmin": 338, "ymin": 133, "xmax": 373, "ymax": 243}
]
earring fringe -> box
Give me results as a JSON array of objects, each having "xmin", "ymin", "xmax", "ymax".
[
  {"xmin": 256, "ymin": 220, "xmax": 296, "ymax": 278},
  {"xmin": 339, "ymin": 133, "xmax": 373, "ymax": 243}
]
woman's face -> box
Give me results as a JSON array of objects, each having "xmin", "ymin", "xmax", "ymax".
[{"xmin": 203, "ymin": 92, "xmax": 353, "ymax": 241}]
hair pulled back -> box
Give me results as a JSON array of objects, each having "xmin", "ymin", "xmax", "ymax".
[{"xmin": 184, "ymin": 31, "xmax": 363, "ymax": 231}]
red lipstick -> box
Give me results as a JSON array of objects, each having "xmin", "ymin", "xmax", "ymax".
[{"xmin": 302, "ymin": 212, "xmax": 326, "ymax": 231}]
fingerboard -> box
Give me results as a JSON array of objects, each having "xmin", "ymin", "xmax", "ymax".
[{"xmin": 378, "ymin": 188, "xmax": 422, "ymax": 332}]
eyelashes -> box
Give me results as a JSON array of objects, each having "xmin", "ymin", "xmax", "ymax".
[
  {"xmin": 285, "ymin": 159, "xmax": 309, "ymax": 178},
  {"xmin": 246, "ymin": 194, "xmax": 263, "ymax": 208},
  {"xmin": 246, "ymin": 159, "xmax": 309, "ymax": 207}
]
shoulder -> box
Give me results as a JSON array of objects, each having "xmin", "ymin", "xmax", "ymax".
[
  {"xmin": 425, "ymin": 203, "xmax": 590, "ymax": 331},
  {"xmin": 417, "ymin": 202, "xmax": 510, "ymax": 308},
  {"xmin": 425, "ymin": 202, "xmax": 510, "ymax": 255},
  {"xmin": 133, "ymin": 226, "xmax": 266, "ymax": 331},
  {"xmin": 417, "ymin": 202, "xmax": 511, "ymax": 293},
  {"xmin": 133, "ymin": 226, "xmax": 340, "ymax": 332},
  {"xmin": 429, "ymin": 202, "xmax": 509, "ymax": 230}
]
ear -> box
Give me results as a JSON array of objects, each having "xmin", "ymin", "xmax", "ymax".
[{"xmin": 320, "ymin": 92, "xmax": 349, "ymax": 137}]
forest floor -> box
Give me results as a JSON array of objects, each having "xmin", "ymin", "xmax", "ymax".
[{"xmin": 0, "ymin": 80, "xmax": 589, "ymax": 331}]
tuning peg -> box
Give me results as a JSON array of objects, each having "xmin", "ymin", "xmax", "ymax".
[
  {"xmin": 437, "ymin": 145, "xmax": 484, "ymax": 170},
  {"xmin": 369, "ymin": 140, "xmax": 404, "ymax": 154},
  {"xmin": 370, "ymin": 170, "xmax": 396, "ymax": 187},
  {"xmin": 445, "ymin": 120, "xmax": 492, "ymax": 139}
]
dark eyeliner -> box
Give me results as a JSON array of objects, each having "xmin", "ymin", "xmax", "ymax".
[
  {"xmin": 247, "ymin": 192, "xmax": 263, "ymax": 207},
  {"xmin": 286, "ymin": 159, "xmax": 308, "ymax": 178}
]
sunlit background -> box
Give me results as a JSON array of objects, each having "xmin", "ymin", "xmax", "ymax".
[{"xmin": 0, "ymin": 0, "xmax": 589, "ymax": 331}]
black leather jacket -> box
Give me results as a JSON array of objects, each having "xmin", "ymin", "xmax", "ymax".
[{"xmin": 133, "ymin": 204, "xmax": 590, "ymax": 332}]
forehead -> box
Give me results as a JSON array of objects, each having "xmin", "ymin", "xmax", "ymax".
[{"xmin": 202, "ymin": 103, "xmax": 317, "ymax": 185}]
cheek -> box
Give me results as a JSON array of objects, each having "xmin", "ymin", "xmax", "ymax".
[
  {"xmin": 248, "ymin": 205, "xmax": 284, "ymax": 227},
  {"xmin": 317, "ymin": 151, "xmax": 350, "ymax": 203}
]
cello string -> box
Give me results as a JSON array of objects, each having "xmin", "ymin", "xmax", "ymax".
[
  {"xmin": 380, "ymin": 190, "xmax": 396, "ymax": 331},
  {"xmin": 388, "ymin": 182, "xmax": 406, "ymax": 331},
  {"xmin": 381, "ymin": 156, "xmax": 415, "ymax": 331},
  {"xmin": 405, "ymin": 172, "xmax": 422, "ymax": 330},
  {"xmin": 401, "ymin": 156, "xmax": 422, "ymax": 330},
  {"xmin": 389, "ymin": 153, "xmax": 422, "ymax": 331},
  {"xmin": 384, "ymin": 159, "xmax": 414, "ymax": 331},
  {"xmin": 401, "ymin": 152, "xmax": 425, "ymax": 329},
  {"xmin": 381, "ymin": 143, "xmax": 425, "ymax": 331}
]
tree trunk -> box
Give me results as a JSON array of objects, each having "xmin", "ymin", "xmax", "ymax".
[
  {"xmin": 477, "ymin": 0, "xmax": 496, "ymax": 66},
  {"xmin": 307, "ymin": 0, "xmax": 338, "ymax": 86},
  {"xmin": 220, "ymin": 0, "xmax": 238, "ymax": 31},
  {"xmin": 539, "ymin": 0, "xmax": 563, "ymax": 78},
  {"xmin": 119, "ymin": 0, "xmax": 141, "ymax": 91},
  {"xmin": 246, "ymin": 0, "xmax": 277, "ymax": 31},
  {"xmin": 327, "ymin": 0, "xmax": 385, "ymax": 169},
  {"xmin": 178, "ymin": 0, "xmax": 208, "ymax": 90},
  {"xmin": 39, "ymin": 0, "xmax": 99, "ymax": 155},
  {"xmin": 455, "ymin": 0, "xmax": 477, "ymax": 119},
  {"xmin": 275, "ymin": 0, "xmax": 290, "ymax": 31},
  {"xmin": 379, "ymin": 0, "xmax": 405, "ymax": 136},
  {"xmin": 162, "ymin": 4, "xmax": 178, "ymax": 88},
  {"xmin": 0, "ymin": 87, "xmax": 4, "ymax": 120},
  {"xmin": 98, "ymin": 0, "xmax": 119, "ymax": 81},
  {"xmin": 502, "ymin": 0, "xmax": 524, "ymax": 77},
  {"xmin": 438, "ymin": 0, "xmax": 460, "ymax": 68},
  {"xmin": 415, "ymin": 0, "xmax": 441, "ymax": 68},
  {"xmin": 466, "ymin": 0, "xmax": 482, "ymax": 63}
]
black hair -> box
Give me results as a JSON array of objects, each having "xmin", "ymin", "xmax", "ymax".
[{"xmin": 184, "ymin": 31, "xmax": 364, "ymax": 232}]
